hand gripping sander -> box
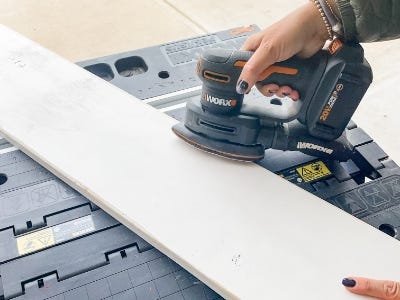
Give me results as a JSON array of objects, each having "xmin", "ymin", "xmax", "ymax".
[{"xmin": 172, "ymin": 42, "xmax": 372, "ymax": 162}]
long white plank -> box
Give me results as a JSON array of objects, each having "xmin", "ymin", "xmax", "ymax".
[{"xmin": 0, "ymin": 25, "xmax": 399, "ymax": 299}]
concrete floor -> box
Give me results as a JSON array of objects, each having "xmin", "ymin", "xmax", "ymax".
[{"xmin": 0, "ymin": 0, "xmax": 399, "ymax": 161}]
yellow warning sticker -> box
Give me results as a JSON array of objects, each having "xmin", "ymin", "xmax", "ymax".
[
  {"xmin": 16, "ymin": 215, "xmax": 95, "ymax": 255},
  {"xmin": 296, "ymin": 161, "xmax": 331, "ymax": 182},
  {"xmin": 16, "ymin": 227, "xmax": 55, "ymax": 255}
]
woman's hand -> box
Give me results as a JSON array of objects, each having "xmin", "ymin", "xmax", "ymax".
[
  {"xmin": 343, "ymin": 277, "xmax": 400, "ymax": 299},
  {"xmin": 236, "ymin": 2, "xmax": 329, "ymax": 96}
]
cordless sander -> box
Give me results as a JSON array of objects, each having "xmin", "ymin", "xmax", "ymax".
[{"xmin": 172, "ymin": 42, "xmax": 373, "ymax": 162}]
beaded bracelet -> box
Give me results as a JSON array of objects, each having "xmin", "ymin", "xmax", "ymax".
[
  {"xmin": 311, "ymin": 0, "xmax": 343, "ymax": 40},
  {"xmin": 320, "ymin": 0, "xmax": 343, "ymax": 37}
]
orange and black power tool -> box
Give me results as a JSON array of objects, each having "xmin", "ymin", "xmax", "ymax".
[{"xmin": 172, "ymin": 42, "xmax": 372, "ymax": 162}]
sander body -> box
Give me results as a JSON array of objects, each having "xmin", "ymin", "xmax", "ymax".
[{"xmin": 172, "ymin": 42, "xmax": 373, "ymax": 162}]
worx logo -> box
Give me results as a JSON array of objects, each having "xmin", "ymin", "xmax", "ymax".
[
  {"xmin": 202, "ymin": 93, "xmax": 237, "ymax": 107},
  {"xmin": 297, "ymin": 142, "xmax": 333, "ymax": 154}
]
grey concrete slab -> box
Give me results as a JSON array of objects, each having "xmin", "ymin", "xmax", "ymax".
[{"xmin": 0, "ymin": 0, "xmax": 205, "ymax": 61}]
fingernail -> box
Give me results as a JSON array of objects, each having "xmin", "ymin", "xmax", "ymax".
[
  {"xmin": 342, "ymin": 278, "xmax": 356, "ymax": 288},
  {"xmin": 236, "ymin": 80, "xmax": 249, "ymax": 94}
]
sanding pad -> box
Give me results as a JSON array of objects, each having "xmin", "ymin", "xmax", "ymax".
[{"xmin": 172, "ymin": 123, "xmax": 265, "ymax": 162}]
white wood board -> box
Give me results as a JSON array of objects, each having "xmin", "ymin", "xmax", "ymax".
[{"xmin": 0, "ymin": 25, "xmax": 399, "ymax": 299}]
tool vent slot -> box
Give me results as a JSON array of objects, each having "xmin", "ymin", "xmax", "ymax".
[
  {"xmin": 203, "ymin": 70, "xmax": 230, "ymax": 83},
  {"xmin": 199, "ymin": 119, "xmax": 235, "ymax": 133}
]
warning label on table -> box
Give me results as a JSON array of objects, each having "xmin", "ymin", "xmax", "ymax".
[
  {"xmin": 16, "ymin": 215, "xmax": 95, "ymax": 255},
  {"xmin": 17, "ymin": 228, "xmax": 55, "ymax": 255},
  {"xmin": 296, "ymin": 161, "xmax": 331, "ymax": 182}
]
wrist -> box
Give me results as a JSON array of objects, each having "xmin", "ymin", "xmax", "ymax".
[
  {"xmin": 305, "ymin": 1, "xmax": 331, "ymax": 41},
  {"xmin": 310, "ymin": 0, "xmax": 344, "ymax": 39}
]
